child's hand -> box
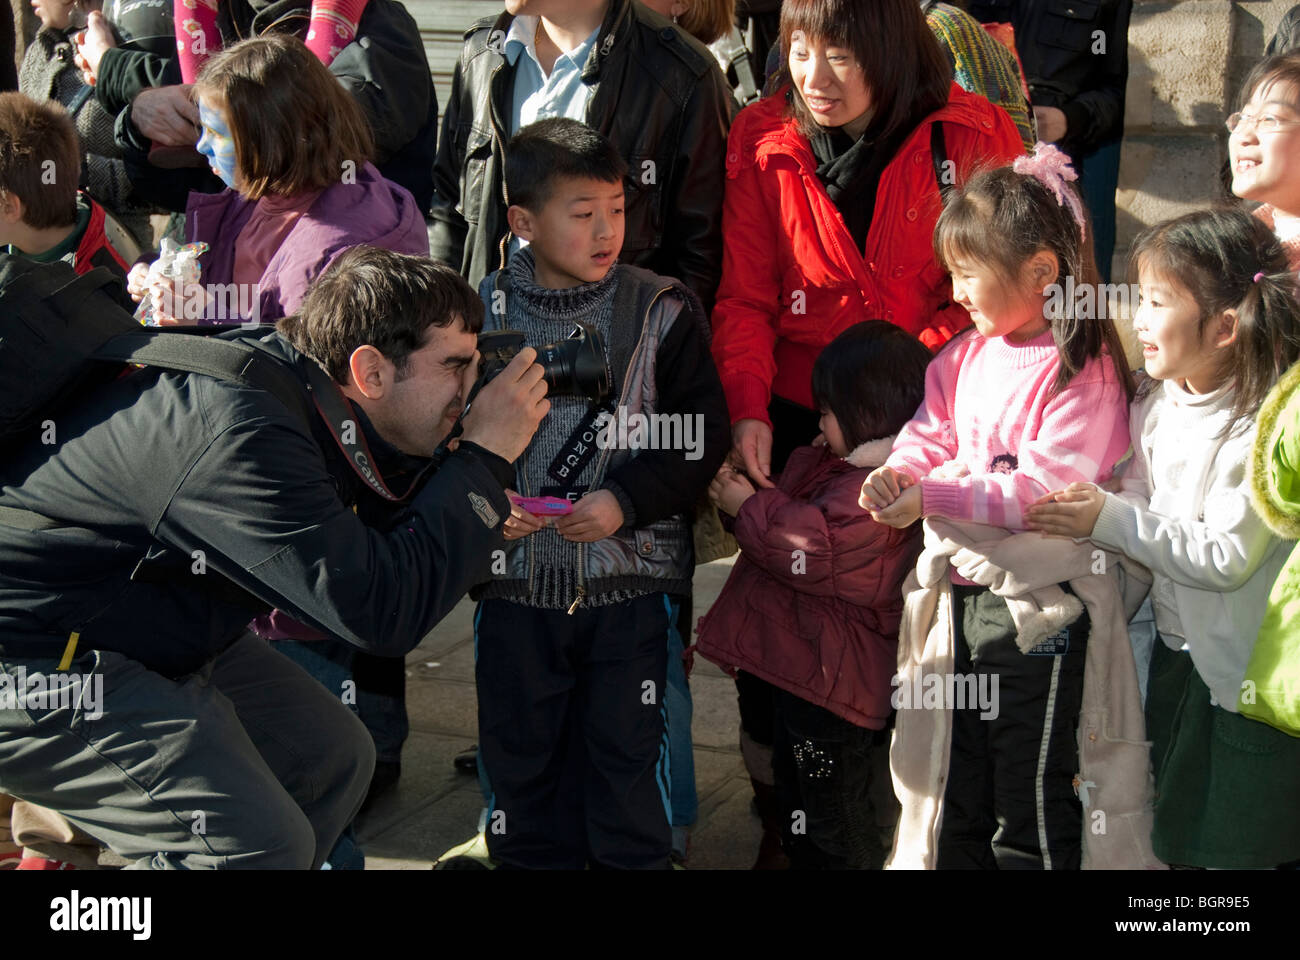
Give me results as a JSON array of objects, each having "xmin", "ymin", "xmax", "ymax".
[
  {"xmin": 501, "ymin": 488, "xmax": 546, "ymax": 541},
  {"xmin": 709, "ymin": 466, "xmax": 756, "ymax": 517},
  {"xmin": 859, "ymin": 465, "xmax": 913, "ymax": 511},
  {"xmin": 868, "ymin": 484, "xmax": 922, "ymax": 528},
  {"xmin": 126, "ymin": 262, "xmax": 151, "ymax": 303},
  {"xmin": 74, "ymin": 11, "xmax": 115, "ymax": 86},
  {"xmin": 1025, "ymin": 483, "xmax": 1105, "ymax": 538},
  {"xmin": 147, "ymin": 276, "xmax": 183, "ymax": 325},
  {"xmin": 555, "ymin": 489, "xmax": 624, "ymax": 542}
]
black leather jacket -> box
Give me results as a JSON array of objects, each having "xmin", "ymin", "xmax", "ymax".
[
  {"xmin": 428, "ymin": 0, "xmax": 734, "ymax": 313},
  {"xmin": 968, "ymin": 0, "xmax": 1132, "ymax": 154}
]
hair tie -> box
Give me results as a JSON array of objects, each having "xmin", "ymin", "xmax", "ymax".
[
  {"xmin": 1012, "ymin": 142, "xmax": 1087, "ymax": 242},
  {"xmin": 1254, "ymin": 271, "xmax": 1266, "ymax": 283}
]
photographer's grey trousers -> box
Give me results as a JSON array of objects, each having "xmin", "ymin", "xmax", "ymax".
[{"xmin": 0, "ymin": 631, "xmax": 374, "ymax": 868}]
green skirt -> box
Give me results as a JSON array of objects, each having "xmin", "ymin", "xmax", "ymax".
[{"xmin": 1146, "ymin": 641, "xmax": 1300, "ymax": 868}]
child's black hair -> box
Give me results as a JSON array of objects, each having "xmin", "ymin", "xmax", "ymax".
[
  {"xmin": 504, "ymin": 117, "xmax": 628, "ymax": 211},
  {"xmin": 1129, "ymin": 204, "xmax": 1300, "ymax": 435},
  {"xmin": 811, "ymin": 320, "xmax": 931, "ymax": 450},
  {"xmin": 935, "ymin": 161, "xmax": 1136, "ymax": 402}
]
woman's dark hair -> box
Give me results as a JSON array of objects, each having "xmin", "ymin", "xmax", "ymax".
[
  {"xmin": 774, "ymin": 0, "xmax": 951, "ymax": 142},
  {"xmin": 279, "ymin": 246, "xmax": 484, "ymax": 385},
  {"xmin": 504, "ymin": 117, "xmax": 628, "ymax": 211},
  {"xmin": 195, "ymin": 34, "xmax": 374, "ymax": 200},
  {"xmin": 1238, "ymin": 49, "xmax": 1300, "ymax": 114},
  {"xmin": 811, "ymin": 320, "xmax": 931, "ymax": 449},
  {"xmin": 934, "ymin": 162, "xmax": 1136, "ymax": 401},
  {"xmin": 1128, "ymin": 205, "xmax": 1300, "ymax": 435}
]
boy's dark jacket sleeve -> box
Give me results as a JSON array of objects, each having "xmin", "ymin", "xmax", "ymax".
[{"xmin": 600, "ymin": 290, "xmax": 730, "ymax": 526}]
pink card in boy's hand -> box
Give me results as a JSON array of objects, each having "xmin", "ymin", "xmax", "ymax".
[{"xmin": 509, "ymin": 495, "xmax": 574, "ymax": 516}]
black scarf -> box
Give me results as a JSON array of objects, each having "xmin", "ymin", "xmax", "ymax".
[{"xmin": 806, "ymin": 96, "xmax": 919, "ymax": 253}]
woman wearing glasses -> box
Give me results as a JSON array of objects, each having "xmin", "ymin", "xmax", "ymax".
[{"xmin": 1230, "ymin": 50, "xmax": 1300, "ymax": 271}]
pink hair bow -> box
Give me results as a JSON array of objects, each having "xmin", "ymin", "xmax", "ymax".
[{"xmin": 1012, "ymin": 142, "xmax": 1087, "ymax": 241}]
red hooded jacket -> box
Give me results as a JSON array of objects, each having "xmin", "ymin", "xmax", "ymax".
[
  {"xmin": 696, "ymin": 439, "xmax": 922, "ymax": 728},
  {"xmin": 710, "ymin": 83, "xmax": 1024, "ymax": 425}
]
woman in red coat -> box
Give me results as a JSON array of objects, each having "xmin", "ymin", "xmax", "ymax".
[{"xmin": 708, "ymin": 0, "xmax": 1023, "ymax": 868}]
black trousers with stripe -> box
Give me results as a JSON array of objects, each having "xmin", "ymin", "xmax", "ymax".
[
  {"xmin": 936, "ymin": 584, "xmax": 1089, "ymax": 870},
  {"xmin": 475, "ymin": 594, "xmax": 672, "ymax": 869}
]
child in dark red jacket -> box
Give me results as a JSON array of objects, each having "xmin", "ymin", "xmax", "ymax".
[{"xmin": 698, "ymin": 320, "xmax": 931, "ymax": 869}]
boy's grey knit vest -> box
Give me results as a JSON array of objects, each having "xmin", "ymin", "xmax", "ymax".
[{"xmin": 481, "ymin": 250, "xmax": 643, "ymax": 609}]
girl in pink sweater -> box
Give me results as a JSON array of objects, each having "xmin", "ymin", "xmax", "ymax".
[{"xmin": 861, "ymin": 145, "xmax": 1134, "ymax": 869}]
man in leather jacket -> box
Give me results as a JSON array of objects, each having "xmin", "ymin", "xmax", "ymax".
[{"xmin": 429, "ymin": 0, "xmax": 733, "ymax": 313}]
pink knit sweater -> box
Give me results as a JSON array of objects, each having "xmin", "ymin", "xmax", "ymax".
[{"xmin": 885, "ymin": 328, "xmax": 1131, "ymax": 529}]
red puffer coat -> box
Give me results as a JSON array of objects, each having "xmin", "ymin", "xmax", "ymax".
[
  {"xmin": 710, "ymin": 83, "xmax": 1024, "ymax": 425},
  {"xmin": 696, "ymin": 439, "xmax": 923, "ymax": 728}
]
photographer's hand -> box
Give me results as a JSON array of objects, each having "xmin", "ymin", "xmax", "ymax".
[
  {"xmin": 502, "ymin": 489, "xmax": 545, "ymax": 541},
  {"xmin": 460, "ymin": 347, "xmax": 549, "ymax": 463}
]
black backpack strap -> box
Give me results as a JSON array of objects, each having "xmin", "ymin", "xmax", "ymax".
[
  {"xmin": 931, "ymin": 121, "xmax": 951, "ymax": 201},
  {"xmin": 92, "ymin": 329, "xmax": 314, "ymax": 428}
]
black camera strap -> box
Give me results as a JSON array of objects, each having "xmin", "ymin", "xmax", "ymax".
[
  {"xmin": 545, "ymin": 398, "xmax": 614, "ymax": 490},
  {"xmin": 302, "ymin": 356, "xmax": 438, "ymax": 504}
]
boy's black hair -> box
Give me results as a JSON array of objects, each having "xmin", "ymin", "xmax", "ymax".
[
  {"xmin": 811, "ymin": 320, "xmax": 932, "ymax": 450},
  {"xmin": 504, "ymin": 117, "xmax": 628, "ymax": 211}
]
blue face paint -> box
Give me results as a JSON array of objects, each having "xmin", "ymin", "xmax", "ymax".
[{"xmin": 196, "ymin": 97, "xmax": 239, "ymax": 189}]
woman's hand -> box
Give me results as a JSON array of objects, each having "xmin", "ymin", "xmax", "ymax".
[
  {"xmin": 1025, "ymin": 483, "xmax": 1105, "ymax": 538},
  {"xmin": 868, "ymin": 484, "xmax": 922, "ymax": 529},
  {"xmin": 130, "ymin": 85, "xmax": 201, "ymax": 147},
  {"xmin": 709, "ymin": 465, "xmax": 756, "ymax": 517},
  {"xmin": 859, "ymin": 465, "xmax": 913, "ymax": 511},
  {"xmin": 555, "ymin": 490, "xmax": 624, "ymax": 543},
  {"xmin": 501, "ymin": 489, "xmax": 546, "ymax": 541},
  {"xmin": 731, "ymin": 418, "xmax": 775, "ymax": 489},
  {"xmin": 73, "ymin": 11, "xmax": 115, "ymax": 86}
]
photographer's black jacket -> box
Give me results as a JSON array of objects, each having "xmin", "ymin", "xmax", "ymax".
[{"xmin": 0, "ymin": 333, "xmax": 514, "ymax": 678}]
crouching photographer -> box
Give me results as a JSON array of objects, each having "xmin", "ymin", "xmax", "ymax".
[{"xmin": 0, "ymin": 245, "xmax": 549, "ymax": 868}]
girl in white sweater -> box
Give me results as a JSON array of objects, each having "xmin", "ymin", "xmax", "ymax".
[{"xmin": 1028, "ymin": 206, "xmax": 1300, "ymax": 868}]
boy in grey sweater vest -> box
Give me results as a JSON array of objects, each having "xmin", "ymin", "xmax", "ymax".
[{"xmin": 472, "ymin": 118, "xmax": 729, "ymax": 869}]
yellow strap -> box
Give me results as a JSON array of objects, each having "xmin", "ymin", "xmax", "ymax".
[{"xmin": 57, "ymin": 632, "xmax": 80, "ymax": 671}]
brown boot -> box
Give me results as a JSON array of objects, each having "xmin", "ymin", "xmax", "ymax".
[{"xmin": 750, "ymin": 779, "xmax": 790, "ymax": 870}]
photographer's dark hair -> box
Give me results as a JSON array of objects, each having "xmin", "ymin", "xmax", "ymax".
[
  {"xmin": 280, "ymin": 246, "xmax": 484, "ymax": 384},
  {"xmin": 811, "ymin": 320, "xmax": 931, "ymax": 449},
  {"xmin": 504, "ymin": 117, "xmax": 628, "ymax": 211},
  {"xmin": 935, "ymin": 162, "xmax": 1136, "ymax": 402},
  {"xmin": 1129, "ymin": 205, "xmax": 1300, "ymax": 435}
]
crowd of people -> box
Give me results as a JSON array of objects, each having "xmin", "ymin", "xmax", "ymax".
[{"xmin": 0, "ymin": 0, "xmax": 1297, "ymax": 873}]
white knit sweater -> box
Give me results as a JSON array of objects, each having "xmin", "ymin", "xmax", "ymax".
[{"xmin": 1090, "ymin": 378, "xmax": 1293, "ymax": 711}]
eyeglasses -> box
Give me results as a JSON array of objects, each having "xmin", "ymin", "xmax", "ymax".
[{"xmin": 1226, "ymin": 111, "xmax": 1300, "ymax": 134}]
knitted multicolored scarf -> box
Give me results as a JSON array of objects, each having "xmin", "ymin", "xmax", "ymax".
[{"xmin": 173, "ymin": 0, "xmax": 369, "ymax": 82}]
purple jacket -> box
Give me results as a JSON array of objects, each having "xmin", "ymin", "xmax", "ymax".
[{"xmin": 185, "ymin": 161, "xmax": 428, "ymax": 323}]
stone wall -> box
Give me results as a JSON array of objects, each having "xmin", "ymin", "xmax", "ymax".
[{"xmin": 1117, "ymin": 0, "xmax": 1297, "ymax": 275}]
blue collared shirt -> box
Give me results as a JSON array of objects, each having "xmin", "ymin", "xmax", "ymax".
[
  {"xmin": 504, "ymin": 15, "xmax": 600, "ymax": 135},
  {"xmin": 503, "ymin": 17, "xmax": 601, "ymax": 256}
]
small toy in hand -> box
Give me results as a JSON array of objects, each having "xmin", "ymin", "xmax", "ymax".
[
  {"xmin": 135, "ymin": 238, "xmax": 210, "ymax": 326},
  {"xmin": 509, "ymin": 495, "xmax": 574, "ymax": 516}
]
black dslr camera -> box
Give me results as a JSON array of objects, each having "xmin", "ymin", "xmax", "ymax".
[
  {"xmin": 429, "ymin": 323, "xmax": 609, "ymax": 468},
  {"xmin": 473, "ymin": 323, "xmax": 610, "ymax": 403}
]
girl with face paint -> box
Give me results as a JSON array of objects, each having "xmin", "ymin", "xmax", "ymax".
[
  {"xmin": 195, "ymin": 96, "xmax": 238, "ymax": 189},
  {"xmin": 125, "ymin": 34, "xmax": 428, "ymax": 326}
]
